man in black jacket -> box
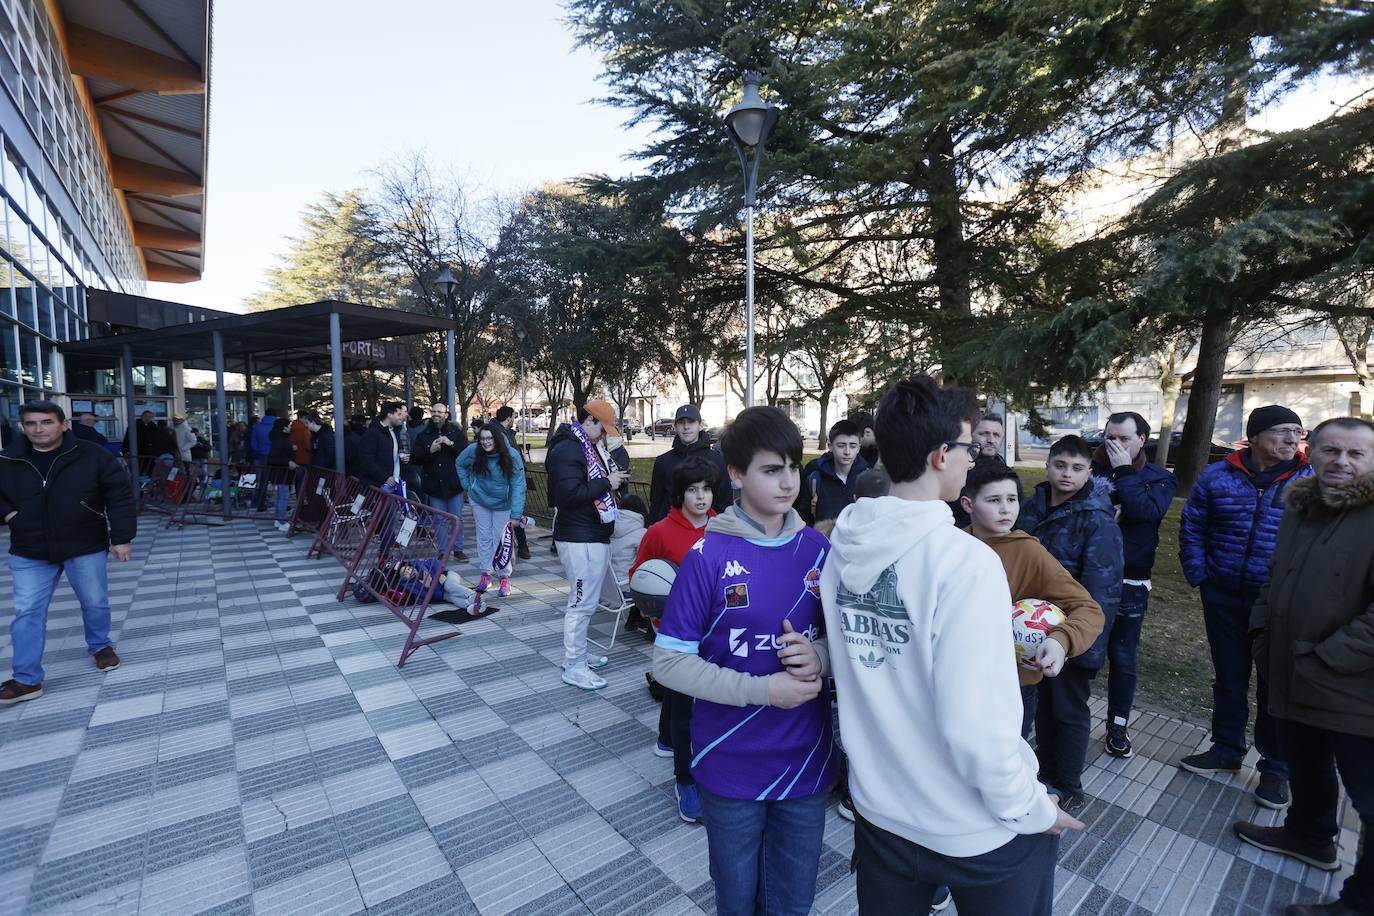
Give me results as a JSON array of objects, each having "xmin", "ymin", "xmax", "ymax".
[
  {"xmin": 0, "ymin": 402, "xmax": 136, "ymax": 704},
  {"xmin": 495, "ymin": 406, "xmax": 531, "ymax": 559},
  {"xmin": 73, "ymin": 413, "xmax": 108, "ymax": 445},
  {"xmin": 303, "ymin": 412, "xmax": 336, "ymax": 472},
  {"xmin": 548, "ymin": 400, "xmax": 628, "ymax": 690},
  {"xmin": 358, "ymin": 402, "xmax": 404, "ymax": 490},
  {"xmin": 648, "ymin": 405, "xmax": 729, "ymax": 524},
  {"xmin": 411, "ymin": 403, "xmax": 469, "ymax": 561}
]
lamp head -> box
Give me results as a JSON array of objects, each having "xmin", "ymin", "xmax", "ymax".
[
  {"xmin": 725, "ymin": 70, "xmax": 779, "ymax": 148},
  {"xmin": 434, "ymin": 265, "xmax": 458, "ymax": 298}
]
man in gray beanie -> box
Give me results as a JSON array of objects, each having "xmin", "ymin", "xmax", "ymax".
[{"xmin": 1178, "ymin": 405, "xmax": 1313, "ymax": 808}]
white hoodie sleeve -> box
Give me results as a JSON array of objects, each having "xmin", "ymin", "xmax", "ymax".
[{"xmin": 930, "ymin": 549, "xmax": 1057, "ymax": 835}]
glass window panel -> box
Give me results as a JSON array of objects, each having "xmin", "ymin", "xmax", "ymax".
[
  {"xmin": 3, "ymin": 147, "xmax": 22, "ymax": 207},
  {"xmin": 0, "ymin": 255, "xmax": 13, "ymax": 317},
  {"xmin": 0, "ymin": 319, "xmax": 15, "ymax": 381},
  {"xmin": 35, "ymin": 281, "xmax": 50, "ymax": 337},
  {"xmin": 0, "ymin": 46, "xmax": 17, "ymax": 99},
  {"xmin": 39, "ymin": 340, "xmax": 52, "ymax": 389},
  {"xmin": 17, "ymin": 327, "xmax": 35, "ymax": 385},
  {"xmin": 13, "ymin": 268, "xmax": 30, "ymax": 327}
]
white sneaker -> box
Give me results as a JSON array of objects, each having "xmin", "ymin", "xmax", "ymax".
[
  {"xmin": 585, "ymin": 654, "xmax": 609, "ymax": 670},
  {"xmin": 561, "ymin": 663, "xmax": 606, "ymax": 691},
  {"xmin": 274, "ymin": 521, "xmax": 290, "ymax": 532}
]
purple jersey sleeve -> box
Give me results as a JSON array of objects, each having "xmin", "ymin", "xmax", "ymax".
[{"xmin": 656, "ymin": 536, "xmax": 713, "ymax": 653}]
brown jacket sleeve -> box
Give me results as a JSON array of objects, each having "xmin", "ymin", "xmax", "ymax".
[{"xmin": 1026, "ymin": 542, "xmax": 1105, "ymax": 659}]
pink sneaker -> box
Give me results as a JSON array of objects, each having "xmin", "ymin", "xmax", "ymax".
[
  {"xmin": 477, "ymin": 573, "xmax": 491, "ymax": 592},
  {"xmin": 498, "ymin": 577, "xmax": 511, "ymax": 597}
]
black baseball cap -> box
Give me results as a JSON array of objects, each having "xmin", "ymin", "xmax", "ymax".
[{"xmin": 674, "ymin": 405, "xmax": 702, "ymax": 422}]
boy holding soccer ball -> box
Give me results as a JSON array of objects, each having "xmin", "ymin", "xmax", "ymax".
[
  {"xmin": 652, "ymin": 407, "xmax": 837, "ymax": 916},
  {"xmin": 959, "ymin": 463, "xmax": 1104, "ymax": 738}
]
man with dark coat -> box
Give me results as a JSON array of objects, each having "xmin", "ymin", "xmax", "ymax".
[
  {"xmin": 0, "ymin": 402, "xmax": 136, "ymax": 705},
  {"xmin": 797, "ymin": 418, "xmax": 869, "ymax": 525},
  {"xmin": 357, "ymin": 402, "xmax": 404, "ymax": 490},
  {"xmin": 1179, "ymin": 404, "xmax": 1312, "ymax": 808},
  {"xmin": 73, "ymin": 413, "xmax": 107, "ymax": 445},
  {"xmin": 648, "ymin": 405, "xmax": 729, "ymax": 524},
  {"xmin": 1235, "ymin": 417, "xmax": 1374, "ymax": 916},
  {"xmin": 411, "ymin": 403, "xmax": 469, "ymax": 560},
  {"xmin": 303, "ymin": 412, "xmax": 336, "ymax": 473},
  {"xmin": 1091, "ymin": 411, "xmax": 1178, "ymax": 759}
]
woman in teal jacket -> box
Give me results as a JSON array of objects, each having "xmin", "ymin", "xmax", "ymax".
[{"xmin": 456, "ymin": 421, "xmax": 527, "ymax": 596}]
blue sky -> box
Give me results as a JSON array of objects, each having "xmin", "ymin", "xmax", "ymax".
[{"xmin": 147, "ymin": 0, "xmax": 652, "ymax": 311}]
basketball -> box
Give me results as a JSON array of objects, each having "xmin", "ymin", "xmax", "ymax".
[
  {"xmin": 1012, "ymin": 598, "xmax": 1065, "ymax": 671},
  {"xmin": 630, "ymin": 558, "xmax": 678, "ymax": 615}
]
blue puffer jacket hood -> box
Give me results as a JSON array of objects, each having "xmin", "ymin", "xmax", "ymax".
[
  {"xmin": 1178, "ymin": 450, "xmax": 1312, "ymax": 592},
  {"xmin": 1017, "ymin": 476, "xmax": 1124, "ymax": 670}
]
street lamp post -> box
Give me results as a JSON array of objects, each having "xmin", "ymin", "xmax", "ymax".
[
  {"xmin": 434, "ymin": 265, "xmax": 458, "ymax": 412},
  {"xmin": 725, "ymin": 70, "xmax": 780, "ymax": 409}
]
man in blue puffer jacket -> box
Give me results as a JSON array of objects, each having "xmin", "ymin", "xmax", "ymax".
[{"xmin": 1178, "ymin": 405, "xmax": 1311, "ymax": 810}]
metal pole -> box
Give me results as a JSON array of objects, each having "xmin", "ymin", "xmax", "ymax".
[
  {"xmin": 519, "ymin": 353, "xmax": 527, "ymax": 455},
  {"xmin": 121, "ymin": 342, "xmax": 137, "ymax": 477},
  {"xmin": 446, "ymin": 327, "xmax": 457, "ymax": 418},
  {"xmin": 213, "ymin": 330, "xmax": 230, "ymax": 517},
  {"xmin": 745, "ymin": 202, "xmax": 755, "ymax": 408},
  {"xmin": 245, "ymin": 354, "xmax": 255, "ymax": 421},
  {"xmin": 330, "ymin": 311, "xmax": 346, "ymax": 476},
  {"xmin": 286, "ymin": 376, "xmax": 295, "ymax": 416}
]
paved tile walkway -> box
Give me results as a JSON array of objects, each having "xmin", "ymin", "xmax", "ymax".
[{"xmin": 0, "ymin": 514, "xmax": 1361, "ymax": 915}]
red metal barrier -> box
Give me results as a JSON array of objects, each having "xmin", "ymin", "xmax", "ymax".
[
  {"xmin": 288, "ymin": 465, "xmax": 345, "ymax": 538},
  {"xmin": 307, "ymin": 475, "xmax": 381, "ymax": 564},
  {"xmin": 337, "ymin": 486, "xmax": 462, "ymax": 666},
  {"xmin": 166, "ymin": 459, "xmax": 291, "ymax": 527},
  {"xmin": 131, "ymin": 454, "xmax": 195, "ymax": 516}
]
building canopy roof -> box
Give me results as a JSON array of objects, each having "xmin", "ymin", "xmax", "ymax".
[{"xmin": 60, "ymin": 299, "xmax": 454, "ymax": 377}]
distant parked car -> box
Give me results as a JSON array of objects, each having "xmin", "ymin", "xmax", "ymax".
[
  {"xmin": 619, "ymin": 418, "xmax": 642, "ymax": 437},
  {"xmin": 651, "ymin": 418, "xmax": 675, "ymax": 437}
]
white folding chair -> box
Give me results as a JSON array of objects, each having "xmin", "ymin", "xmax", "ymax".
[{"xmin": 590, "ymin": 552, "xmax": 633, "ymax": 652}]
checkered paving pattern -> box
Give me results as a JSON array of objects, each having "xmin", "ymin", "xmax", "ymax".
[{"xmin": 0, "ymin": 513, "xmax": 1362, "ymax": 915}]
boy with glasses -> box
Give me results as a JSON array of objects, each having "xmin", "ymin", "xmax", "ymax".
[{"xmin": 1179, "ymin": 405, "xmax": 1312, "ymax": 809}]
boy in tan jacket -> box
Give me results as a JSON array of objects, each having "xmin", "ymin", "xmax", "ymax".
[{"xmin": 959, "ymin": 463, "xmax": 1105, "ymax": 738}]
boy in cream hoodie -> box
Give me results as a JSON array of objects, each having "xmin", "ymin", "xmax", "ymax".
[
  {"xmin": 959, "ymin": 462, "xmax": 1105, "ymax": 739},
  {"xmin": 821, "ymin": 376, "xmax": 1082, "ymax": 916}
]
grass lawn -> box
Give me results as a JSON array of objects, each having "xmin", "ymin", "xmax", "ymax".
[{"xmin": 526, "ymin": 458, "xmax": 1214, "ymax": 723}]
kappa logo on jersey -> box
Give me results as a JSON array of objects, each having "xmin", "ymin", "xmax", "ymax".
[
  {"xmin": 724, "ymin": 583, "xmax": 750, "ymax": 608},
  {"xmin": 729, "ymin": 628, "xmax": 749, "ymax": 657},
  {"xmin": 803, "ymin": 567, "xmax": 821, "ymax": 598},
  {"xmin": 722, "ymin": 560, "xmax": 751, "ymax": 578}
]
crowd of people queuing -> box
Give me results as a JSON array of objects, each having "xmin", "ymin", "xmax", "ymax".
[
  {"xmin": 0, "ymin": 380, "xmax": 1369, "ymax": 916},
  {"xmin": 543, "ymin": 384, "xmax": 1370, "ymax": 916}
]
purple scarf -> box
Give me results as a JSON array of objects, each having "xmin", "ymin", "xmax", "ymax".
[{"xmin": 569, "ymin": 422, "xmax": 618, "ymax": 523}]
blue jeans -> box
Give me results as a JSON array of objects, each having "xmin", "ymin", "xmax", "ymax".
[
  {"xmin": 274, "ymin": 482, "xmax": 290, "ymax": 522},
  {"xmin": 9, "ymin": 551, "xmax": 113, "ymax": 685},
  {"xmin": 1279, "ymin": 718, "xmax": 1374, "ymax": 910},
  {"xmin": 1106, "ymin": 583, "xmax": 1149, "ymax": 725},
  {"xmin": 1200, "ymin": 583, "xmax": 1288, "ymax": 777},
  {"xmin": 425, "ymin": 493, "xmax": 465, "ymax": 555},
  {"xmin": 698, "ymin": 785, "xmax": 828, "ymax": 916}
]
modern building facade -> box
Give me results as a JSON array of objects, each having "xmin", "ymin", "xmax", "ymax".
[{"xmin": 0, "ymin": 0, "xmax": 210, "ymax": 438}]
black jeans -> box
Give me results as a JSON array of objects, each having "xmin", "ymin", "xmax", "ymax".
[
  {"xmin": 853, "ymin": 810, "xmax": 1058, "ymax": 916},
  {"xmin": 1200, "ymin": 583, "xmax": 1288, "ymax": 777},
  {"xmin": 656, "ymin": 688, "xmax": 693, "ymax": 784},
  {"xmin": 1106, "ymin": 583, "xmax": 1149, "ymax": 726},
  {"xmin": 513, "ymin": 523, "xmax": 528, "ymax": 551},
  {"xmin": 1280, "ymin": 718, "xmax": 1374, "ymax": 911},
  {"xmin": 1020, "ymin": 684, "xmax": 1038, "ymax": 741},
  {"xmin": 1035, "ymin": 664, "xmax": 1094, "ymax": 796}
]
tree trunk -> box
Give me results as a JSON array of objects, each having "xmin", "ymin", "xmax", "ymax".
[
  {"xmin": 1173, "ymin": 311, "xmax": 1232, "ymax": 493},
  {"xmin": 1156, "ymin": 376, "xmax": 1182, "ymax": 467},
  {"xmin": 816, "ymin": 381, "xmax": 835, "ymax": 451},
  {"xmin": 926, "ymin": 122, "xmax": 972, "ymax": 381}
]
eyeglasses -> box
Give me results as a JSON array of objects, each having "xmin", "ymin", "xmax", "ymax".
[
  {"xmin": 1263, "ymin": 426, "xmax": 1306, "ymax": 439},
  {"xmin": 943, "ymin": 441, "xmax": 981, "ymax": 461}
]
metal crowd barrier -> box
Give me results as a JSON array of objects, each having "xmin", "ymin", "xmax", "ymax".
[
  {"xmin": 335, "ymin": 486, "xmax": 462, "ymax": 667},
  {"xmin": 131, "ymin": 454, "xmax": 196, "ymax": 517},
  {"xmin": 306, "ymin": 474, "xmax": 383, "ymax": 565},
  {"xmin": 288, "ymin": 465, "xmax": 346, "ymax": 538},
  {"xmin": 165, "ymin": 459, "xmax": 291, "ymax": 527}
]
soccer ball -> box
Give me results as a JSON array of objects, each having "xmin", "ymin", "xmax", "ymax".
[
  {"xmin": 629, "ymin": 558, "xmax": 678, "ymax": 616},
  {"xmin": 1012, "ymin": 598, "xmax": 1065, "ymax": 671}
]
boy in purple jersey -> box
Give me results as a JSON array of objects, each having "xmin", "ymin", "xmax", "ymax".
[{"xmin": 654, "ymin": 406, "xmax": 838, "ymax": 916}]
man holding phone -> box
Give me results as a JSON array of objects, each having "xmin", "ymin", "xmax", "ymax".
[{"xmin": 411, "ymin": 403, "xmax": 468, "ymax": 560}]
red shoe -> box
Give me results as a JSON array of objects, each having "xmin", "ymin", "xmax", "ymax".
[
  {"xmin": 498, "ymin": 577, "xmax": 511, "ymax": 597},
  {"xmin": 477, "ymin": 573, "xmax": 491, "ymax": 592}
]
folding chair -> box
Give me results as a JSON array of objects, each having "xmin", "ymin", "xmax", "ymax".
[{"xmin": 589, "ymin": 552, "xmax": 634, "ymax": 652}]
